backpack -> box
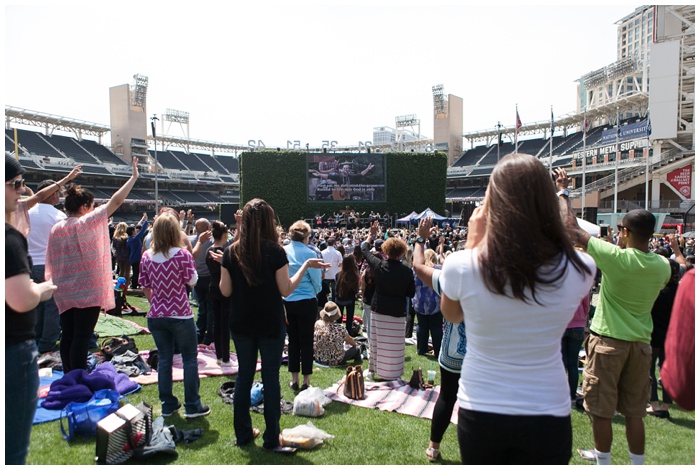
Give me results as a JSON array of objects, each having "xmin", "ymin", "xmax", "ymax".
[{"xmin": 340, "ymin": 365, "xmax": 365, "ymax": 400}]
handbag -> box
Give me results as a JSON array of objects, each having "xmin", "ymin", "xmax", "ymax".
[
  {"xmin": 339, "ymin": 365, "xmax": 365, "ymax": 400},
  {"xmin": 101, "ymin": 335, "xmax": 138, "ymax": 360},
  {"xmin": 95, "ymin": 401, "xmax": 152, "ymax": 465},
  {"xmin": 409, "ymin": 368, "xmax": 426, "ymax": 390},
  {"xmin": 59, "ymin": 389, "xmax": 121, "ymax": 441}
]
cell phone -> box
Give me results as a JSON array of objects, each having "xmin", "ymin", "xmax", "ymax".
[{"xmin": 600, "ymin": 225, "xmax": 609, "ymax": 237}]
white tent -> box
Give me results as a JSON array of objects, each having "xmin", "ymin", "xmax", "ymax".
[
  {"xmin": 396, "ymin": 211, "xmax": 418, "ymax": 224},
  {"xmin": 412, "ymin": 208, "xmax": 447, "ymax": 221}
]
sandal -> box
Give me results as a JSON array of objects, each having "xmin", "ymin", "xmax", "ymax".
[
  {"xmin": 234, "ymin": 427, "xmax": 260, "ymax": 446},
  {"xmin": 426, "ymin": 447, "xmax": 441, "ymax": 462},
  {"xmin": 289, "ymin": 382, "xmax": 299, "ymax": 391}
]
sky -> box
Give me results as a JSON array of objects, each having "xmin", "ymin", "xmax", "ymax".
[{"xmin": 5, "ymin": 2, "xmax": 641, "ymax": 150}]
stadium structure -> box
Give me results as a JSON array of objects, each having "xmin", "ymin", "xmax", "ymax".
[{"xmin": 5, "ymin": 5, "xmax": 694, "ymax": 231}]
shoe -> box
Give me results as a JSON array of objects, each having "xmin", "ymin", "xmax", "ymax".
[
  {"xmin": 363, "ymin": 369, "xmax": 374, "ymax": 381},
  {"xmin": 300, "ymin": 383, "xmax": 310, "ymax": 392},
  {"xmin": 289, "ymin": 381, "xmax": 299, "ymax": 391},
  {"xmin": 185, "ymin": 405, "xmax": 211, "ymax": 419},
  {"xmin": 426, "ymin": 447, "xmax": 441, "ymax": 462},
  {"xmin": 221, "ymin": 360, "xmax": 232, "ymax": 367},
  {"xmin": 649, "ymin": 409, "xmax": 670, "ymax": 419},
  {"xmin": 162, "ymin": 402, "xmax": 182, "ymax": 417}
]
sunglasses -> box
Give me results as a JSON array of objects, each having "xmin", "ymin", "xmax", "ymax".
[
  {"xmin": 617, "ymin": 224, "xmax": 632, "ymax": 233},
  {"xmin": 6, "ymin": 178, "xmax": 25, "ymax": 190}
]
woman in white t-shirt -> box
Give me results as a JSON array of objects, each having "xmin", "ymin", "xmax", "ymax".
[{"xmin": 440, "ymin": 153, "xmax": 596, "ymax": 465}]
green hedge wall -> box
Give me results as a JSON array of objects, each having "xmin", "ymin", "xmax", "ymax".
[{"xmin": 239, "ymin": 151, "xmax": 447, "ymax": 228}]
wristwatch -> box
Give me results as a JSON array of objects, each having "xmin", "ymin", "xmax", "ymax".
[
  {"xmin": 415, "ymin": 237, "xmax": 425, "ymax": 245},
  {"xmin": 557, "ymin": 189, "xmax": 570, "ymax": 198}
]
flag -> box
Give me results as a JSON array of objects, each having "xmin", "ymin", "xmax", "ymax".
[
  {"xmin": 151, "ymin": 120, "xmax": 157, "ymax": 139},
  {"xmin": 646, "ymin": 111, "xmax": 652, "ymax": 138},
  {"xmin": 516, "ymin": 109, "xmax": 522, "ymax": 132},
  {"xmin": 616, "ymin": 112, "xmax": 621, "ymax": 138},
  {"xmin": 583, "ymin": 116, "xmax": 590, "ymax": 139},
  {"xmin": 550, "ymin": 107, "xmax": 554, "ymax": 136}
]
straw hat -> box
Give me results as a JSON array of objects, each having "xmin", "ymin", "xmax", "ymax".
[{"xmin": 320, "ymin": 301, "xmax": 341, "ymax": 322}]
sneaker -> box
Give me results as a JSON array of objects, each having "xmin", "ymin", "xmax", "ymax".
[
  {"xmin": 162, "ymin": 402, "xmax": 182, "ymax": 417},
  {"xmin": 185, "ymin": 405, "xmax": 211, "ymax": 419}
]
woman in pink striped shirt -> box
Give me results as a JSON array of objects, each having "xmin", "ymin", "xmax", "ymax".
[
  {"xmin": 139, "ymin": 213, "xmax": 210, "ymax": 419},
  {"xmin": 46, "ymin": 157, "xmax": 139, "ymax": 372}
]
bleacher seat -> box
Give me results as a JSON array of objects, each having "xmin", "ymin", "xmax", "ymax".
[
  {"xmin": 169, "ymin": 150, "xmax": 210, "ymax": 172},
  {"xmin": 8, "ymin": 129, "xmax": 64, "ymax": 159},
  {"xmin": 43, "ymin": 134, "xmax": 100, "ymax": 164},
  {"xmin": 78, "ymin": 139, "xmax": 125, "ymax": 165},
  {"xmin": 216, "ymin": 155, "xmax": 239, "ymax": 174},
  {"xmin": 151, "ymin": 150, "xmax": 188, "ymax": 171}
]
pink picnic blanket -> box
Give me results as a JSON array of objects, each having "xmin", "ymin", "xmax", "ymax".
[
  {"xmin": 131, "ymin": 344, "xmax": 261, "ymax": 385},
  {"xmin": 324, "ymin": 379, "xmax": 458, "ymax": 425}
]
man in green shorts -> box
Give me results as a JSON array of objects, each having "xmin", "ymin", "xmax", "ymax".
[{"xmin": 555, "ymin": 168, "xmax": 670, "ymax": 465}]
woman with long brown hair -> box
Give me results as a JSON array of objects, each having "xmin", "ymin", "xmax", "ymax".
[
  {"xmin": 335, "ymin": 254, "xmax": 360, "ymax": 335},
  {"xmin": 440, "ymin": 153, "xmax": 595, "ymax": 465},
  {"xmin": 216, "ymin": 199, "xmax": 327, "ymax": 451}
]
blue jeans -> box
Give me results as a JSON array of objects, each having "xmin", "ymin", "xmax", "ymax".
[
  {"xmin": 416, "ymin": 312, "xmax": 443, "ymax": 355},
  {"xmin": 561, "ymin": 327, "xmax": 585, "ymax": 400},
  {"xmin": 31, "ymin": 265, "xmax": 61, "ymax": 353},
  {"xmin": 194, "ymin": 276, "xmax": 214, "ymax": 345},
  {"xmin": 232, "ymin": 330, "xmax": 285, "ymax": 450},
  {"xmin": 6, "ymin": 340, "xmax": 39, "ymax": 464},
  {"xmin": 148, "ymin": 317, "xmax": 203, "ymax": 415}
]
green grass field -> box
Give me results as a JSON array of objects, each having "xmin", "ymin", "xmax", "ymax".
[{"xmin": 27, "ymin": 296, "xmax": 695, "ymax": 465}]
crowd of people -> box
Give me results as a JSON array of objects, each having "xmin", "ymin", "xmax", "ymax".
[{"xmin": 5, "ymin": 151, "xmax": 696, "ymax": 463}]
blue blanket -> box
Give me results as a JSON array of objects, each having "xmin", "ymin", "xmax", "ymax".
[{"xmin": 33, "ymin": 365, "xmax": 141, "ymax": 425}]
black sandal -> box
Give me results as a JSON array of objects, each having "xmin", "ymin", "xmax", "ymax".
[{"xmin": 289, "ymin": 382, "xmax": 299, "ymax": 391}]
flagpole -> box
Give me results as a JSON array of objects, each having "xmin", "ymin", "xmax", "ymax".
[
  {"xmin": 151, "ymin": 114, "xmax": 159, "ymax": 214},
  {"xmin": 582, "ymin": 108, "xmax": 587, "ymax": 216},
  {"xmin": 645, "ymin": 113, "xmax": 650, "ymax": 210},
  {"xmin": 549, "ymin": 105, "xmax": 553, "ymax": 172},
  {"xmin": 613, "ymin": 106, "xmax": 619, "ymax": 218},
  {"xmin": 515, "ymin": 104, "xmax": 519, "ymax": 153}
]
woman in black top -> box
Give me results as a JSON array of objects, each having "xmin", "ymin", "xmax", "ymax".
[
  {"xmin": 215, "ymin": 199, "xmax": 327, "ymax": 451},
  {"xmin": 361, "ymin": 221, "xmax": 415, "ymax": 381},
  {"xmin": 5, "ymin": 155, "xmax": 57, "ymax": 464},
  {"xmin": 336, "ymin": 254, "xmax": 360, "ymax": 335},
  {"xmin": 205, "ymin": 220, "xmax": 233, "ymax": 365}
]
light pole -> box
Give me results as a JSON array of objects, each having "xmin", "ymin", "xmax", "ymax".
[
  {"xmin": 613, "ymin": 107, "xmax": 619, "ymax": 221},
  {"xmin": 151, "ymin": 114, "xmax": 159, "ymax": 214}
]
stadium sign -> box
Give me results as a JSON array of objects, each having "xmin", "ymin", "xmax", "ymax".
[
  {"xmin": 572, "ymin": 137, "xmax": 648, "ymax": 160},
  {"xmin": 600, "ymin": 119, "xmax": 650, "ymax": 144}
]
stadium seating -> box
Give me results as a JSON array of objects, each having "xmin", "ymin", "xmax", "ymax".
[
  {"xmin": 150, "ymin": 150, "xmax": 188, "ymax": 171},
  {"xmin": 216, "ymin": 155, "xmax": 239, "ymax": 174},
  {"xmin": 8, "ymin": 128, "xmax": 65, "ymax": 159},
  {"xmin": 78, "ymin": 139, "xmax": 125, "ymax": 165}
]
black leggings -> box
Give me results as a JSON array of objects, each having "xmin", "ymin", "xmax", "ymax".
[
  {"xmin": 430, "ymin": 366, "xmax": 460, "ymax": 443},
  {"xmin": 457, "ymin": 408, "xmax": 572, "ymax": 465},
  {"xmin": 284, "ymin": 298, "xmax": 317, "ymax": 376},
  {"xmin": 60, "ymin": 306, "xmax": 101, "ymax": 372},
  {"xmin": 212, "ymin": 296, "xmax": 231, "ymax": 361}
]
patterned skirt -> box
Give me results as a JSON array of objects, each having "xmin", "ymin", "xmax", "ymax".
[{"xmin": 368, "ymin": 312, "xmax": 406, "ymax": 380}]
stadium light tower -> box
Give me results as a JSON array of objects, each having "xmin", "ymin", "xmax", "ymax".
[
  {"xmin": 432, "ymin": 84, "xmax": 446, "ymax": 117},
  {"xmin": 131, "ymin": 74, "xmax": 149, "ymax": 110},
  {"xmin": 164, "ymin": 108, "xmax": 190, "ymax": 152},
  {"xmin": 395, "ymin": 114, "xmax": 420, "ymax": 151}
]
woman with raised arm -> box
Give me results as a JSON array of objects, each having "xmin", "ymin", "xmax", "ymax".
[
  {"xmin": 5, "ymin": 154, "xmax": 58, "ymax": 464},
  {"xmin": 360, "ymin": 220, "xmax": 416, "ymax": 381},
  {"xmin": 216, "ymin": 199, "xmax": 328, "ymax": 452},
  {"xmin": 46, "ymin": 157, "xmax": 139, "ymax": 372},
  {"xmin": 440, "ymin": 153, "xmax": 595, "ymax": 465}
]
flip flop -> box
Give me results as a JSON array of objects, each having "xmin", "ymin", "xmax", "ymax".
[
  {"xmin": 265, "ymin": 446, "xmax": 297, "ymax": 454},
  {"xmin": 234, "ymin": 428, "xmax": 260, "ymax": 446}
]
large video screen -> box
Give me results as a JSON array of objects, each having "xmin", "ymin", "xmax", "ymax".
[{"xmin": 307, "ymin": 153, "xmax": 386, "ymax": 202}]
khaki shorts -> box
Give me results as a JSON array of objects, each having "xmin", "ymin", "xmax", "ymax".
[{"xmin": 582, "ymin": 333, "xmax": 652, "ymax": 419}]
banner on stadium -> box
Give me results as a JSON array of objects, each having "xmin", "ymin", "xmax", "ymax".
[
  {"xmin": 601, "ymin": 119, "xmax": 650, "ymax": 144},
  {"xmin": 572, "ymin": 137, "xmax": 648, "ymax": 160},
  {"xmin": 666, "ymin": 165, "xmax": 692, "ymax": 198},
  {"xmin": 307, "ymin": 153, "xmax": 386, "ymax": 202}
]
